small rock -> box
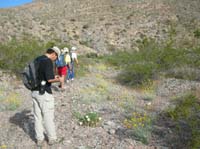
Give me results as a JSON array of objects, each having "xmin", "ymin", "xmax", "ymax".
[{"xmin": 108, "ymin": 129, "xmax": 116, "ymax": 134}]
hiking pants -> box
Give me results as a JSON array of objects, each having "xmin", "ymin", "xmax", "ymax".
[
  {"xmin": 68, "ymin": 61, "xmax": 75, "ymax": 80},
  {"xmin": 31, "ymin": 91, "xmax": 57, "ymax": 141}
]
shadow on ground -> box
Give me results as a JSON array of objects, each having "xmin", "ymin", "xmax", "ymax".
[
  {"xmin": 9, "ymin": 109, "xmax": 36, "ymax": 142},
  {"xmin": 152, "ymin": 112, "xmax": 192, "ymax": 149}
]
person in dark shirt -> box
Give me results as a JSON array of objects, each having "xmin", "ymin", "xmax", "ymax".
[{"xmin": 31, "ymin": 46, "xmax": 61, "ymax": 147}]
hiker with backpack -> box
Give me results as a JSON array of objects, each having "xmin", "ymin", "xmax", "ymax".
[
  {"xmin": 23, "ymin": 46, "xmax": 62, "ymax": 147},
  {"xmin": 55, "ymin": 47, "xmax": 69, "ymax": 90},
  {"xmin": 68, "ymin": 46, "xmax": 79, "ymax": 81}
]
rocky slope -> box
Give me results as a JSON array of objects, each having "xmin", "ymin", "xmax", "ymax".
[
  {"xmin": 0, "ymin": 0, "xmax": 200, "ymax": 53},
  {"xmin": 0, "ymin": 62, "xmax": 200, "ymax": 148}
]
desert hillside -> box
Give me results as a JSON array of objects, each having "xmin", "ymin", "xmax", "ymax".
[
  {"xmin": 0, "ymin": 0, "xmax": 200, "ymax": 148},
  {"xmin": 0, "ymin": 0, "xmax": 200, "ymax": 53}
]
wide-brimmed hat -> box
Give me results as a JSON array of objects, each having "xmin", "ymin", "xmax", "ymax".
[
  {"xmin": 51, "ymin": 46, "xmax": 60, "ymax": 57},
  {"xmin": 62, "ymin": 47, "xmax": 69, "ymax": 53}
]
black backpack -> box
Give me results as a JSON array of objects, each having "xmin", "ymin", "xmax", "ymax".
[{"xmin": 22, "ymin": 57, "xmax": 45, "ymax": 90}]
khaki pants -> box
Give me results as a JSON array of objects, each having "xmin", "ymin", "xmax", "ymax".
[{"xmin": 32, "ymin": 91, "xmax": 57, "ymax": 141}]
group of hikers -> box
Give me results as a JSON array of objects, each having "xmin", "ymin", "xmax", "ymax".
[
  {"xmin": 29, "ymin": 46, "xmax": 78, "ymax": 146},
  {"xmin": 55, "ymin": 46, "xmax": 79, "ymax": 90}
]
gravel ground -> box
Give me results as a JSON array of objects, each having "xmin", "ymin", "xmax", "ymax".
[{"xmin": 0, "ymin": 66, "xmax": 199, "ymax": 149}]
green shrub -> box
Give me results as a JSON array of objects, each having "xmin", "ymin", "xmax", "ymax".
[
  {"xmin": 194, "ymin": 29, "xmax": 200, "ymax": 38},
  {"xmin": 102, "ymin": 38, "xmax": 200, "ymax": 87},
  {"xmin": 132, "ymin": 125, "xmax": 152, "ymax": 144},
  {"xmin": 0, "ymin": 38, "xmax": 45, "ymax": 74},
  {"xmin": 166, "ymin": 93, "xmax": 200, "ymax": 148},
  {"xmin": 0, "ymin": 37, "xmax": 70, "ymax": 75},
  {"xmin": 123, "ymin": 112, "xmax": 152, "ymax": 144},
  {"xmin": 101, "ymin": 51, "xmax": 132, "ymax": 68},
  {"xmin": 118, "ymin": 62, "xmax": 156, "ymax": 87}
]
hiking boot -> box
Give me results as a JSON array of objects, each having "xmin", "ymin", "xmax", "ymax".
[
  {"xmin": 36, "ymin": 140, "xmax": 45, "ymax": 147},
  {"xmin": 48, "ymin": 139, "xmax": 59, "ymax": 146}
]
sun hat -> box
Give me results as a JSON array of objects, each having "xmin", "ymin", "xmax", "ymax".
[
  {"xmin": 62, "ymin": 47, "xmax": 69, "ymax": 53},
  {"xmin": 71, "ymin": 46, "xmax": 77, "ymax": 51},
  {"xmin": 51, "ymin": 46, "xmax": 60, "ymax": 57}
]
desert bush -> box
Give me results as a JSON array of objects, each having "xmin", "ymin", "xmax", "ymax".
[
  {"xmin": 101, "ymin": 51, "xmax": 132, "ymax": 68},
  {"xmin": 123, "ymin": 112, "xmax": 152, "ymax": 144},
  {"xmin": 166, "ymin": 93, "xmax": 200, "ymax": 148},
  {"xmin": 102, "ymin": 37, "xmax": 200, "ymax": 87},
  {"xmin": 0, "ymin": 38, "xmax": 45, "ymax": 74},
  {"xmin": 194, "ymin": 29, "xmax": 200, "ymax": 38},
  {"xmin": 0, "ymin": 37, "xmax": 94, "ymax": 78},
  {"xmin": 0, "ymin": 37, "xmax": 70, "ymax": 75},
  {"xmin": 118, "ymin": 62, "xmax": 157, "ymax": 87}
]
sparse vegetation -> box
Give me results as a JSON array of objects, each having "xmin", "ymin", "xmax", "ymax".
[
  {"xmin": 0, "ymin": 0, "xmax": 200, "ymax": 148},
  {"xmin": 194, "ymin": 29, "xmax": 200, "ymax": 38},
  {"xmin": 74, "ymin": 55, "xmax": 96, "ymax": 78},
  {"xmin": 141, "ymin": 80, "xmax": 156, "ymax": 101},
  {"xmin": 0, "ymin": 88, "xmax": 22, "ymax": 111},
  {"xmin": 0, "ymin": 37, "xmax": 71, "ymax": 75},
  {"xmin": 79, "ymin": 39, "xmax": 93, "ymax": 48},
  {"xmin": 101, "ymin": 37, "xmax": 200, "ymax": 87},
  {"xmin": 123, "ymin": 112, "xmax": 152, "ymax": 144},
  {"xmin": 165, "ymin": 93, "xmax": 200, "ymax": 148},
  {"xmin": 4, "ymin": 93, "xmax": 21, "ymax": 111},
  {"xmin": 74, "ymin": 112, "xmax": 102, "ymax": 127},
  {"xmin": 0, "ymin": 38, "xmax": 44, "ymax": 74}
]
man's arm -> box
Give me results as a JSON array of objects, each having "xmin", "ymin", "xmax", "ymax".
[{"xmin": 48, "ymin": 76, "xmax": 61, "ymax": 83}]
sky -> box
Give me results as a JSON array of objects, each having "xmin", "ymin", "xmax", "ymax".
[{"xmin": 0, "ymin": 0, "xmax": 33, "ymax": 8}]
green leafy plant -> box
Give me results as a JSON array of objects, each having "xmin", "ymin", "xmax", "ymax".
[
  {"xmin": 123, "ymin": 112, "xmax": 152, "ymax": 144},
  {"xmin": 194, "ymin": 29, "xmax": 200, "ymax": 38},
  {"xmin": 166, "ymin": 93, "xmax": 200, "ymax": 148},
  {"xmin": 76, "ymin": 112, "xmax": 102, "ymax": 127}
]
